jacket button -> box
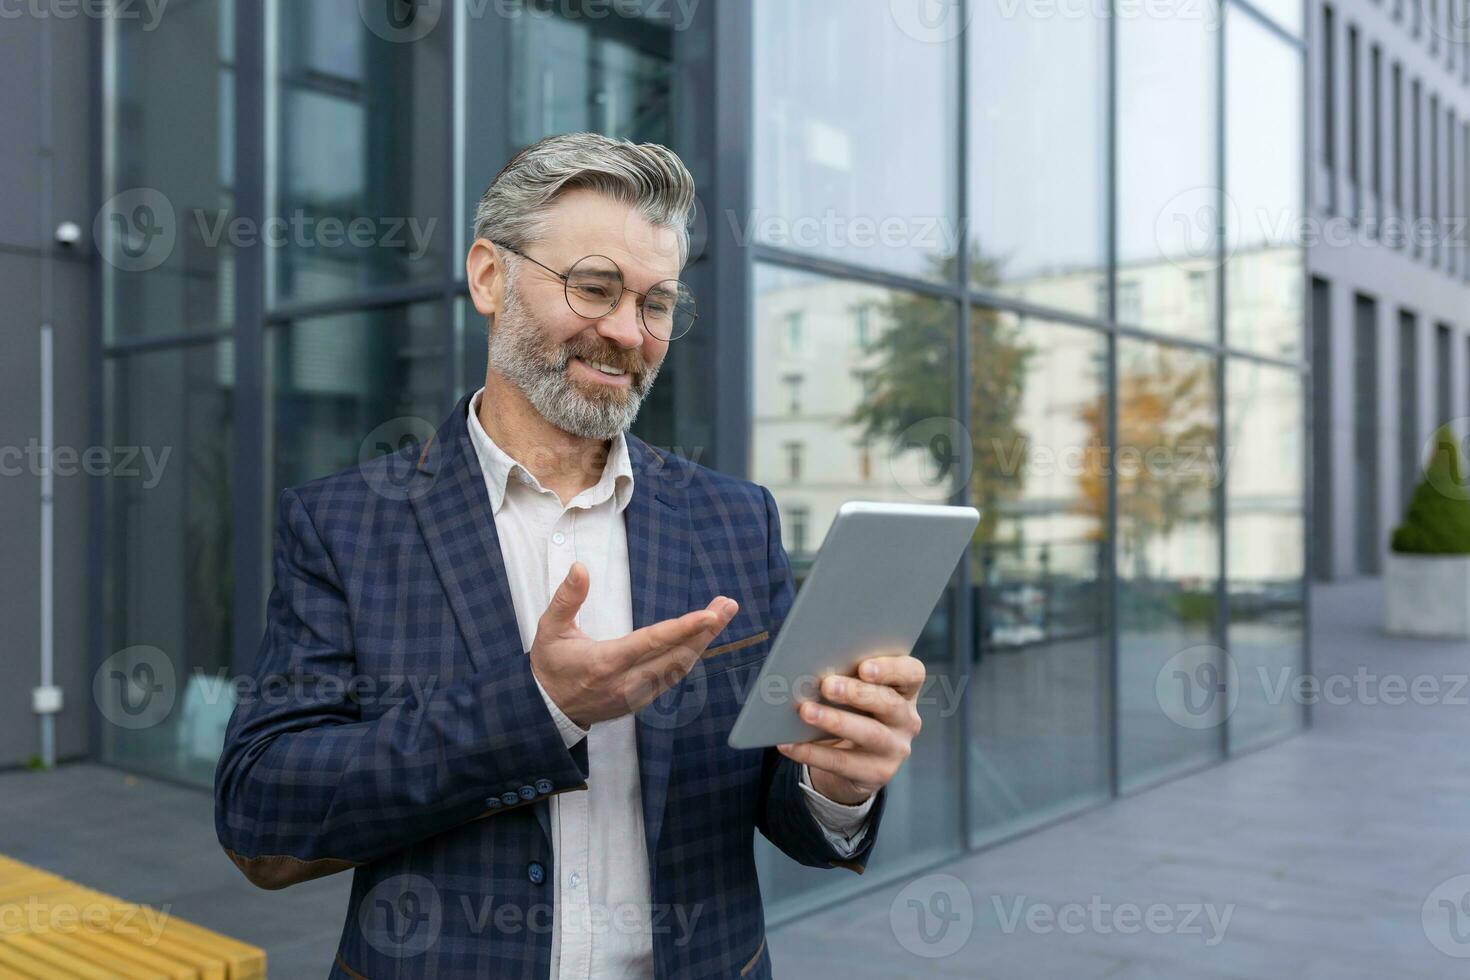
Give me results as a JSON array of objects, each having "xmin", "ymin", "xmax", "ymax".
[
  {"xmin": 534, "ymin": 778, "xmax": 553, "ymax": 795},
  {"xmin": 527, "ymin": 861, "xmax": 546, "ymax": 885},
  {"xmin": 517, "ymin": 784, "xmax": 536, "ymax": 801},
  {"xmin": 500, "ymin": 791, "xmax": 520, "ymax": 806},
  {"xmin": 484, "ymin": 797, "xmax": 501, "ymax": 809}
]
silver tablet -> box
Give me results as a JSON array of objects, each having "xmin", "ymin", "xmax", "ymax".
[{"xmin": 726, "ymin": 500, "xmax": 980, "ymax": 750}]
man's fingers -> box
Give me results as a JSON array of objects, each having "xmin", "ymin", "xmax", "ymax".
[
  {"xmin": 797, "ymin": 700, "xmax": 899, "ymax": 755},
  {"xmin": 819, "ymin": 675, "xmax": 909, "ymax": 725},
  {"xmin": 621, "ymin": 597, "xmax": 738, "ymax": 662},
  {"xmin": 543, "ymin": 562, "xmax": 590, "ymax": 632},
  {"xmin": 776, "ymin": 740, "xmax": 885, "ymax": 786},
  {"xmin": 856, "ymin": 654, "xmax": 926, "ymax": 699}
]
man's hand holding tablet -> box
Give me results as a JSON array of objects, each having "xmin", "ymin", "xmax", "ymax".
[{"xmin": 728, "ymin": 501, "xmax": 980, "ymax": 807}]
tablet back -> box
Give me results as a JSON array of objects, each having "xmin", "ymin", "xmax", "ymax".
[{"xmin": 726, "ymin": 500, "xmax": 979, "ymax": 749}]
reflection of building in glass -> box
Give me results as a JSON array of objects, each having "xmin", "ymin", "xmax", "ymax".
[{"xmin": 752, "ymin": 274, "xmax": 952, "ymax": 562}]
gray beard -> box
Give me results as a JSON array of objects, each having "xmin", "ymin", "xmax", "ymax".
[{"xmin": 487, "ymin": 285, "xmax": 661, "ymax": 441}]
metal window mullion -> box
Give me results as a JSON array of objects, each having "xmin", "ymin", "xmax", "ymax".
[
  {"xmin": 232, "ymin": 0, "xmax": 267, "ymax": 676},
  {"xmin": 953, "ymin": 0, "xmax": 975, "ymax": 853},
  {"xmin": 1105, "ymin": 0, "xmax": 1122, "ymax": 800},
  {"xmin": 1216, "ymin": 2, "xmax": 1233, "ymax": 758}
]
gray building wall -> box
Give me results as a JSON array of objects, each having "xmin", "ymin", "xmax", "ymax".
[
  {"xmin": 0, "ymin": 14, "xmax": 96, "ymax": 768},
  {"xmin": 1308, "ymin": 0, "xmax": 1470, "ymax": 579}
]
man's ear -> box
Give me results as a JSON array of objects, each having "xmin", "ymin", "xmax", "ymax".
[{"xmin": 466, "ymin": 239, "xmax": 503, "ymax": 318}]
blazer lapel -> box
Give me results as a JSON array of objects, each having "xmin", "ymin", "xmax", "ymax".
[
  {"xmin": 624, "ymin": 434, "xmax": 693, "ymax": 865},
  {"xmin": 409, "ymin": 392, "xmax": 524, "ymax": 679},
  {"xmin": 410, "ymin": 393, "xmax": 560, "ymax": 845}
]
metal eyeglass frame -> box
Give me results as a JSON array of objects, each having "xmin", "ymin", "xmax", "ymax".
[{"xmin": 490, "ymin": 239, "xmax": 698, "ymax": 342}]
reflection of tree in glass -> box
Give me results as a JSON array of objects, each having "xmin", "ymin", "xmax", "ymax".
[
  {"xmin": 1078, "ymin": 346, "xmax": 1215, "ymax": 580},
  {"xmin": 846, "ymin": 247, "xmax": 1033, "ymax": 544}
]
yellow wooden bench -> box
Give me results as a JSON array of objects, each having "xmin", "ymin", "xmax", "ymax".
[{"xmin": 0, "ymin": 855, "xmax": 265, "ymax": 979}]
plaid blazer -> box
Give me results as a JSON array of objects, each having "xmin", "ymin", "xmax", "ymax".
[{"xmin": 214, "ymin": 390, "xmax": 887, "ymax": 979}]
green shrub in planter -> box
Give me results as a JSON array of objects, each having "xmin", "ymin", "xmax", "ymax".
[{"xmin": 1390, "ymin": 426, "xmax": 1470, "ymax": 554}]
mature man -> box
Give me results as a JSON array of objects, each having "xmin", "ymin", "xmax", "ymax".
[{"xmin": 215, "ymin": 132, "xmax": 925, "ymax": 979}]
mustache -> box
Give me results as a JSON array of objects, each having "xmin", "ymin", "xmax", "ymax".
[{"xmin": 559, "ymin": 338, "xmax": 646, "ymax": 379}]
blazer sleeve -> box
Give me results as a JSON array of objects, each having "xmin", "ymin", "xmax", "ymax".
[
  {"xmin": 214, "ymin": 487, "xmax": 590, "ymax": 890},
  {"xmin": 752, "ymin": 485, "xmax": 888, "ymax": 874}
]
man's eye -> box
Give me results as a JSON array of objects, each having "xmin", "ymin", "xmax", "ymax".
[{"xmin": 575, "ymin": 284, "xmax": 611, "ymax": 299}]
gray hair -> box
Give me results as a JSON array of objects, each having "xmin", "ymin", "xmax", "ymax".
[{"xmin": 473, "ymin": 132, "xmax": 697, "ymax": 267}]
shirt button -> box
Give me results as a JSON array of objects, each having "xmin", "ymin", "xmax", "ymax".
[
  {"xmin": 527, "ymin": 861, "xmax": 546, "ymax": 885},
  {"xmin": 552, "ymin": 531, "xmax": 566, "ymax": 545},
  {"xmin": 569, "ymin": 871, "xmax": 581, "ymax": 888}
]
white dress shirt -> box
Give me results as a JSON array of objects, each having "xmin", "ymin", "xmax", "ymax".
[{"xmin": 464, "ymin": 388, "xmax": 874, "ymax": 979}]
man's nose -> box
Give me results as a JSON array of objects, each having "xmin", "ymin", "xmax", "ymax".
[{"xmin": 595, "ymin": 290, "xmax": 645, "ymax": 350}]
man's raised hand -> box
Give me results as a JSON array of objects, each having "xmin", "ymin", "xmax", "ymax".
[{"xmin": 528, "ymin": 561, "xmax": 738, "ymax": 727}]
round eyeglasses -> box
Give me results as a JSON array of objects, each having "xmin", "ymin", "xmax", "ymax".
[{"xmin": 491, "ymin": 240, "xmax": 698, "ymax": 342}]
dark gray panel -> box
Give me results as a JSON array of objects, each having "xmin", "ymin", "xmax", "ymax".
[
  {"xmin": 0, "ymin": 14, "xmax": 43, "ymax": 251},
  {"xmin": 51, "ymin": 256, "xmax": 94, "ymax": 762},
  {"xmin": 0, "ymin": 253, "xmax": 43, "ymax": 768}
]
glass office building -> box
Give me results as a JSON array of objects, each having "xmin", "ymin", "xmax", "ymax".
[{"xmin": 96, "ymin": 0, "xmax": 1309, "ymax": 919}]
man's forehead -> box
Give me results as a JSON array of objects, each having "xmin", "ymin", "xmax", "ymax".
[{"xmin": 537, "ymin": 192, "xmax": 682, "ymax": 282}]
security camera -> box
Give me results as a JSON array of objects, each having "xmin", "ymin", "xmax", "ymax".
[{"xmin": 54, "ymin": 222, "xmax": 82, "ymax": 248}]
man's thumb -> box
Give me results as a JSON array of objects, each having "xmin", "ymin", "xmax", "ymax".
[{"xmin": 547, "ymin": 561, "xmax": 589, "ymax": 625}]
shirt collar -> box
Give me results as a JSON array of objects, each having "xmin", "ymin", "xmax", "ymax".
[{"xmin": 465, "ymin": 387, "xmax": 634, "ymax": 514}]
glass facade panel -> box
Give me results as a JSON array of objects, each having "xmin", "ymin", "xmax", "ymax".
[
  {"xmin": 968, "ymin": 5, "xmax": 1107, "ymax": 317},
  {"xmin": 1245, "ymin": 0, "xmax": 1306, "ymax": 35},
  {"xmin": 751, "ymin": 263, "xmax": 963, "ymax": 904},
  {"xmin": 753, "ymin": 0, "xmax": 960, "ymax": 283},
  {"xmin": 268, "ymin": 303, "xmax": 449, "ymax": 510},
  {"xmin": 273, "ymin": 0, "xmax": 449, "ymax": 304},
  {"xmin": 1226, "ymin": 361, "xmax": 1307, "ymax": 751},
  {"xmin": 1116, "ymin": 339, "xmax": 1223, "ymax": 790},
  {"xmin": 105, "ymin": 0, "xmax": 235, "ymax": 339},
  {"xmin": 1117, "ymin": 3, "xmax": 1220, "ymax": 342},
  {"xmin": 101, "ymin": 341, "xmax": 236, "ymax": 786},
  {"xmin": 1226, "ymin": 8, "xmax": 1306, "ymax": 359},
  {"xmin": 466, "ymin": 0, "xmax": 675, "ymax": 162},
  {"xmin": 967, "ymin": 310, "xmax": 1111, "ymax": 846}
]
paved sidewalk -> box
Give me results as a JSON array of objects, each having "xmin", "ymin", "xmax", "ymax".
[
  {"xmin": 769, "ymin": 578, "xmax": 1470, "ymax": 978},
  {"xmin": 2, "ymin": 579, "xmax": 1463, "ymax": 977}
]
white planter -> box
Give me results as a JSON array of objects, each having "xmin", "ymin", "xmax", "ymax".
[{"xmin": 1385, "ymin": 552, "xmax": 1470, "ymax": 639}]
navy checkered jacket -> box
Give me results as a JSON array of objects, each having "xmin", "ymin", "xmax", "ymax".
[{"xmin": 214, "ymin": 391, "xmax": 887, "ymax": 979}]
